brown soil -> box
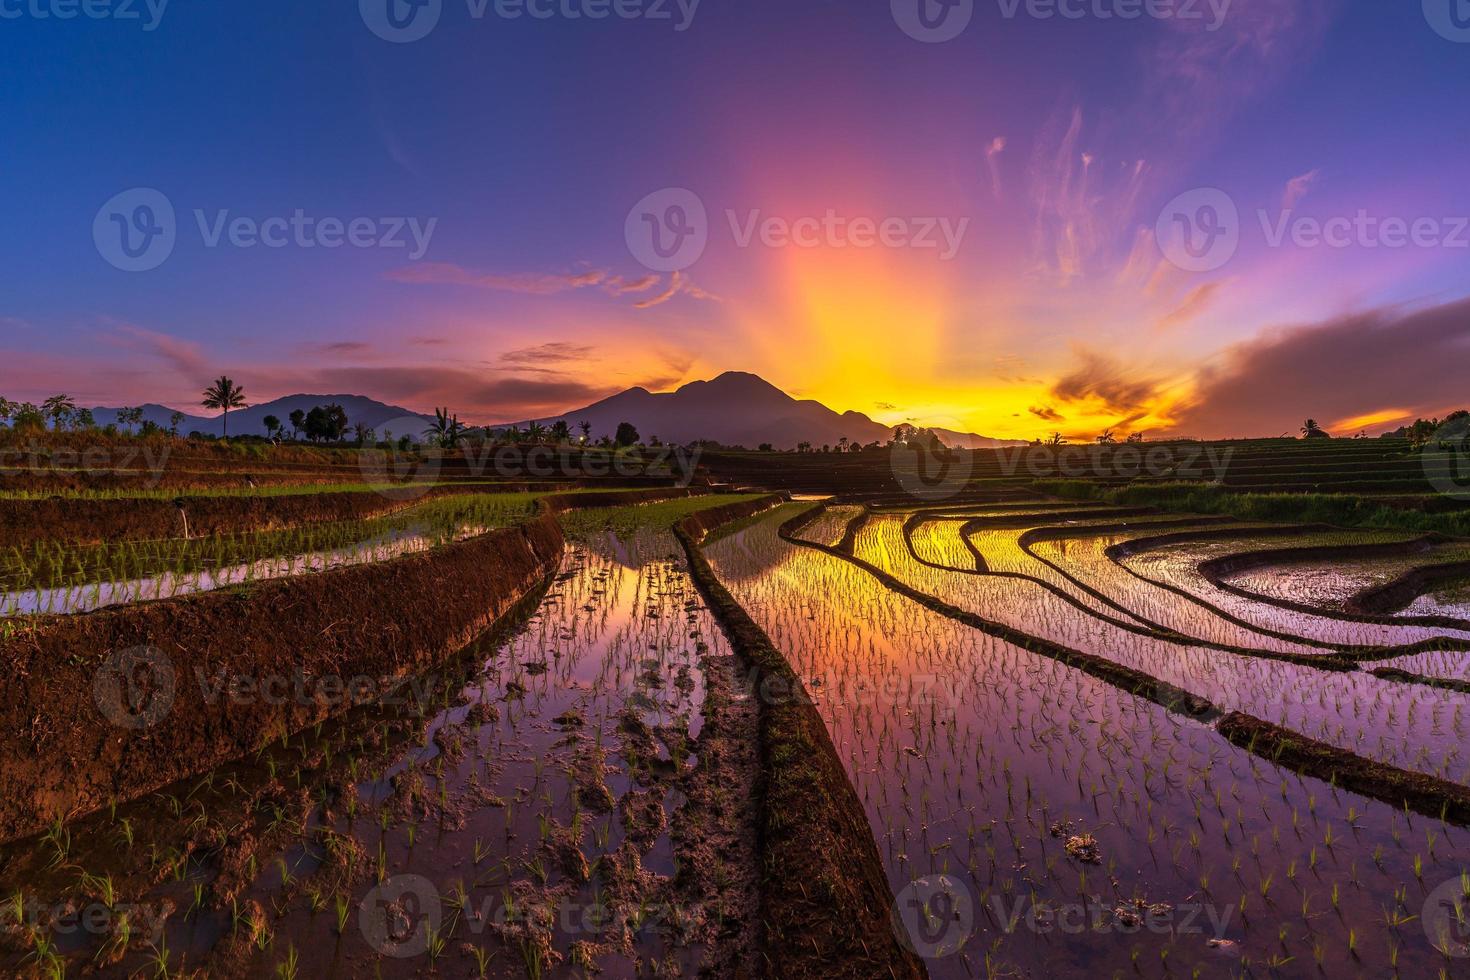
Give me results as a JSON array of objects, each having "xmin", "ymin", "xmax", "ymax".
[
  {"xmin": 675, "ymin": 497, "xmax": 929, "ymax": 980},
  {"xmin": 0, "ymin": 487, "xmax": 707, "ymax": 844},
  {"xmin": 1348, "ymin": 560, "xmax": 1470, "ymax": 616},
  {"xmin": 1216, "ymin": 712, "xmax": 1470, "ymax": 824}
]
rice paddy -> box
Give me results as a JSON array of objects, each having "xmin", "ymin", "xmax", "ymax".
[{"xmin": 4, "ymin": 441, "xmax": 1470, "ymax": 978}]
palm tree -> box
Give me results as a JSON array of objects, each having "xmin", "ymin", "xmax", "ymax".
[
  {"xmin": 425, "ymin": 407, "xmax": 461, "ymax": 449},
  {"xmin": 526, "ymin": 421, "xmax": 547, "ymax": 444},
  {"xmin": 42, "ymin": 395, "xmax": 77, "ymax": 431},
  {"xmin": 551, "ymin": 420, "xmax": 571, "ymax": 444},
  {"xmin": 201, "ymin": 377, "xmax": 247, "ymax": 437},
  {"xmin": 1301, "ymin": 419, "xmax": 1328, "ymax": 439},
  {"xmin": 1096, "ymin": 429, "xmax": 1116, "ymax": 445},
  {"xmin": 169, "ymin": 411, "xmax": 186, "ymax": 437},
  {"xmin": 578, "ymin": 420, "xmax": 592, "ymax": 443}
]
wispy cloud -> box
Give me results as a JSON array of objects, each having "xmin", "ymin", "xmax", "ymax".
[
  {"xmin": 1157, "ymin": 279, "xmax": 1230, "ymax": 330},
  {"xmin": 1282, "ymin": 168, "xmax": 1323, "ymax": 210}
]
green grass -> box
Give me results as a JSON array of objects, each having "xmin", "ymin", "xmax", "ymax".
[
  {"xmin": 559, "ymin": 494, "xmax": 767, "ymax": 540},
  {"xmin": 1033, "ymin": 480, "xmax": 1470, "ymax": 537},
  {"xmin": 1, "ymin": 492, "xmax": 544, "ymax": 596}
]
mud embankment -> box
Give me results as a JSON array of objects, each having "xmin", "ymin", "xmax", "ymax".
[
  {"xmin": 1348, "ymin": 561, "xmax": 1470, "ymax": 616},
  {"xmin": 0, "ymin": 488, "xmax": 705, "ymax": 844},
  {"xmin": 675, "ymin": 498, "xmax": 927, "ymax": 980}
]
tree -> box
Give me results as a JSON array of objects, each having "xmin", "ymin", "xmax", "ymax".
[
  {"xmin": 352, "ymin": 423, "xmax": 374, "ymax": 446},
  {"xmin": 614, "ymin": 421, "xmax": 639, "ymax": 448},
  {"xmin": 262, "ymin": 415, "xmax": 282, "ymax": 440},
  {"xmin": 1096, "ymin": 429, "xmax": 1116, "ymax": 445},
  {"xmin": 73, "ymin": 408, "xmax": 96, "ymax": 430},
  {"xmin": 1125, "ymin": 432, "xmax": 1145, "ymax": 444},
  {"xmin": 201, "ymin": 377, "xmax": 247, "ymax": 437},
  {"xmin": 305, "ymin": 404, "xmax": 350, "ymax": 443},
  {"xmin": 1300, "ymin": 419, "xmax": 1330, "ymax": 439},
  {"xmin": 425, "ymin": 407, "xmax": 462, "ymax": 449},
  {"xmin": 117, "ymin": 407, "xmax": 144, "ymax": 434},
  {"xmin": 288, "ymin": 409, "xmax": 305, "ymax": 440},
  {"xmin": 42, "ymin": 395, "xmax": 77, "ymax": 431},
  {"xmin": 551, "ymin": 420, "xmax": 571, "ymax": 444},
  {"xmin": 169, "ymin": 411, "xmax": 185, "ymax": 437},
  {"xmin": 526, "ymin": 421, "xmax": 547, "ymax": 444},
  {"xmin": 578, "ymin": 420, "xmax": 592, "ymax": 443},
  {"xmin": 11, "ymin": 403, "xmax": 45, "ymax": 434},
  {"xmin": 1046, "ymin": 432, "xmax": 1067, "ymax": 447}
]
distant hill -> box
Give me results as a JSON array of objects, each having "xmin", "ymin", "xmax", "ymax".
[
  {"xmin": 509, "ymin": 371, "xmax": 1024, "ymax": 450},
  {"xmin": 90, "ymin": 395, "xmax": 434, "ymax": 438}
]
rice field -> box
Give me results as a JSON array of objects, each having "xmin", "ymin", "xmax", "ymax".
[{"xmin": 4, "ymin": 452, "xmax": 1470, "ymax": 978}]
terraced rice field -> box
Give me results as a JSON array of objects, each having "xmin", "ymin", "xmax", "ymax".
[
  {"xmin": 703, "ymin": 498, "xmax": 1470, "ymax": 977},
  {"xmin": 4, "ymin": 441, "xmax": 1470, "ymax": 978},
  {"xmin": 0, "ymin": 481, "xmax": 785, "ymax": 975}
]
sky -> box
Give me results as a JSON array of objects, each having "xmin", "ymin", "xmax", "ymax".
[{"xmin": 1, "ymin": 0, "xmax": 1467, "ymax": 439}]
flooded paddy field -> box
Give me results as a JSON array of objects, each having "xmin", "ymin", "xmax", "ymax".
[
  {"xmin": 0, "ymin": 496, "xmax": 766, "ymax": 978},
  {"xmin": 704, "ymin": 504, "xmax": 1470, "ymax": 977},
  {"xmin": 4, "ymin": 467, "xmax": 1469, "ymax": 979}
]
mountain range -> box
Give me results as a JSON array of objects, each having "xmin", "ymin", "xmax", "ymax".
[
  {"xmin": 89, "ymin": 373, "xmax": 1022, "ymax": 449},
  {"xmin": 511, "ymin": 372, "xmax": 1024, "ymax": 449}
]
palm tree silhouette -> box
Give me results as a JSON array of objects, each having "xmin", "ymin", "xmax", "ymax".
[
  {"xmin": 201, "ymin": 377, "xmax": 247, "ymax": 437},
  {"xmin": 1301, "ymin": 419, "xmax": 1326, "ymax": 438}
]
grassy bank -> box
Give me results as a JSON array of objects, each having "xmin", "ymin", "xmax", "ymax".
[{"xmin": 1034, "ymin": 479, "xmax": 1470, "ymax": 537}]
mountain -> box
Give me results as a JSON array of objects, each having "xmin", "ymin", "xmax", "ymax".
[
  {"xmin": 91, "ymin": 395, "xmax": 434, "ymax": 438},
  {"xmin": 510, "ymin": 371, "xmax": 1024, "ymax": 450}
]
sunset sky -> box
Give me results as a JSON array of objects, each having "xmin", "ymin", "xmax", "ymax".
[{"xmin": 2, "ymin": 0, "xmax": 1467, "ymax": 439}]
